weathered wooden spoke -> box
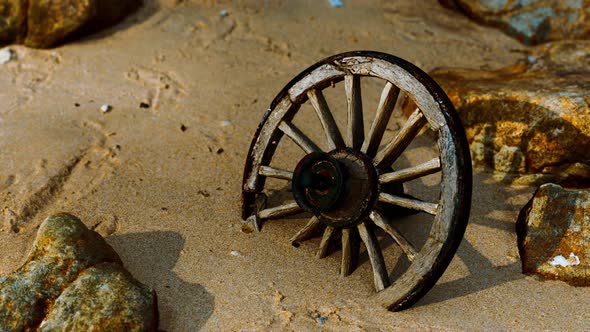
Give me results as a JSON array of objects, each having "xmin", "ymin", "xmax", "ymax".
[
  {"xmin": 289, "ymin": 216, "xmax": 321, "ymax": 243},
  {"xmin": 379, "ymin": 158, "xmax": 441, "ymax": 184},
  {"xmin": 317, "ymin": 226, "xmax": 335, "ymax": 259},
  {"xmin": 345, "ymin": 75, "xmax": 364, "ymax": 149},
  {"xmin": 362, "ymin": 82, "xmax": 401, "ymax": 158},
  {"xmin": 279, "ymin": 121, "xmax": 321, "ymax": 154},
  {"xmin": 340, "ymin": 227, "xmax": 359, "ymax": 277},
  {"xmin": 242, "ymin": 51, "xmax": 471, "ymax": 312},
  {"xmin": 370, "ymin": 210, "xmax": 417, "ymax": 261},
  {"xmin": 258, "ymin": 201, "xmax": 303, "ymax": 220},
  {"xmin": 374, "ymin": 109, "xmax": 427, "ymax": 168},
  {"xmin": 378, "ymin": 193, "xmax": 438, "ymax": 216},
  {"xmin": 358, "ymin": 222, "xmax": 390, "ymax": 291},
  {"xmin": 307, "ymin": 89, "xmax": 345, "ymax": 150},
  {"xmin": 258, "ymin": 166, "xmax": 293, "ymax": 181}
]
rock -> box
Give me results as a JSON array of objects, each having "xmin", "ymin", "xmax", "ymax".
[
  {"xmin": 440, "ymin": 0, "xmax": 590, "ymax": 45},
  {"xmin": 0, "ymin": 47, "xmax": 14, "ymax": 64},
  {"xmin": 0, "ymin": 0, "xmax": 142, "ymax": 48},
  {"xmin": 426, "ymin": 40, "xmax": 590, "ymax": 186},
  {"xmin": 0, "ymin": 213, "xmax": 158, "ymax": 331},
  {"xmin": 516, "ymin": 183, "xmax": 590, "ymax": 286},
  {"xmin": 40, "ymin": 263, "xmax": 158, "ymax": 331}
]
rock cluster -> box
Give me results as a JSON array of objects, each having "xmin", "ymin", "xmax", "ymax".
[
  {"xmin": 516, "ymin": 183, "xmax": 590, "ymax": 286},
  {"xmin": 0, "ymin": 213, "xmax": 158, "ymax": 331},
  {"xmin": 428, "ymin": 40, "xmax": 590, "ymax": 186},
  {"xmin": 0, "ymin": 0, "xmax": 142, "ymax": 48},
  {"xmin": 439, "ymin": 0, "xmax": 590, "ymax": 45}
]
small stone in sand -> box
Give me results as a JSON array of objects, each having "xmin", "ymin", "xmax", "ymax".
[
  {"xmin": 100, "ymin": 104, "xmax": 112, "ymax": 113},
  {"xmin": 220, "ymin": 9, "xmax": 229, "ymax": 17},
  {"xmin": 328, "ymin": 0, "xmax": 344, "ymax": 8},
  {"xmin": 221, "ymin": 120, "xmax": 232, "ymax": 127},
  {"xmin": 180, "ymin": 124, "xmax": 187, "ymax": 132},
  {"xmin": 316, "ymin": 316, "xmax": 328, "ymax": 326},
  {"xmin": 0, "ymin": 48, "xmax": 14, "ymax": 64},
  {"xmin": 139, "ymin": 102, "xmax": 150, "ymax": 109},
  {"xmin": 231, "ymin": 250, "xmax": 241, "ymax": 256}
]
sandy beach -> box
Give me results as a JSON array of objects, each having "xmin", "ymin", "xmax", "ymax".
[{"xmin": 1, "ymin": 0, "xmax": 589, "ymax": 330}]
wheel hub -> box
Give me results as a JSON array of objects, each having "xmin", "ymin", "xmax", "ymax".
[{"xmin": 292, "ymin": 149, "xmax": 378, "ymax": 227}]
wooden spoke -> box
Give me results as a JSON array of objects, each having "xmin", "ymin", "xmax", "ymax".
[
  {"xmin": 279, "ymin": 121, "xmax": 321, "ymax": 154},
  {"xmin": 340, "ymin": 228, "xmax": 359, "ymax": 277},
  {"xmin": 289, "ymin": 216, "xmax": 321, "ymax": 243},
  {"xmin": 374, "ymin": 109, "xmax": 427, "ymax": 168},
  {"xmin": 379, "ymin": 158, "xmax": 441, "ymax": 184},
  {"xmin": 358, "ymin": 222, "xmax": 390, "ymax": 291},
  {"xmin": 258, "ymin": 201, "xmax": 303, "ymax": 220},
  {"xmin": 258, "ymin": 166, "xmax": 293, "ymax": 181},
  {"xmin": 361, "ymin": 82, "xmax": 401, "ymax": 157},
  {"xmin": 345, "ymin": 75, "xmax": 364, "ymax": 149},
  {"xmin": 317, "ymin": 226, "xmax": 335, "ymax": 259},
  {"xmin": 379, "ymin": 193, "xmax": 438, "ymax": 216},
  {"xmin": 370, "ymin": 210, "xmax": 417, "ymax": 261},
  {"xmin": 307, "ymin": 89, "xmax": 345, "ymax": 150}
]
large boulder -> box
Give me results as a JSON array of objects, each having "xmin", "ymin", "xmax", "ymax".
[
  {"xmin": 427, "ymin": 40, "xmax": 590, "ymax": 186},
  {"xmin": 440, "ymin": 0, "xmax": 590, "ymax": 45},
  {"xmin": 516, "ymin": 183, "xmax": 590, "ymax": 286},
  {"xmin": 0, "ymin": 213, "xmax": 158, "ymax": 331},
  {"xmin": 0, "ymin": 0, "xmax": 142, "ymax": 48}
]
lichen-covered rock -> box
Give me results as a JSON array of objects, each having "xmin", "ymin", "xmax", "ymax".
[
  {"xmin": 440, "ymin": 0, "xmax": 590, "ymax": 45},
  {"xmin": 0, "ymin": 213, "xmax": 158, "ymax": 331},
  {"xmin": 0, "ymin": 0, "xmax": 142, "ymax": 48},
  {"xmin": 516, "ymin": 183, "xmax": 590, "ymax": 286},
  {"xmin": 427, "ymin": 40, "xmax": 590, "ymax": 186},
  {"xmin": 40, "ymin": 263, "xmax": 158, "ymax": 331}
]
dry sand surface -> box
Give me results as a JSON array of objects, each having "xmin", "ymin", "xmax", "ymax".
[{"xmin": 1, "ymin": 0, "xmax": 589, "ymax": 330}]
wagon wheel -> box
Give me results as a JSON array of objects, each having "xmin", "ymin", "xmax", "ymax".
[{"xmin": 241, "ymin": 51, "xmax": 471, "ymax": 311}]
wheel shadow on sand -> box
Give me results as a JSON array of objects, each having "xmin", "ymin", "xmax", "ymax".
[
  {"xmin": 413, "ymin": 171, "xmax": 534, "ymax": 307},
  {"xmin": 107, "ymin": 231, "xmax": 214, "ymax": 331}
]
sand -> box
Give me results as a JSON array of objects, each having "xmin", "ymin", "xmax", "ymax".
[{"xmin": 1, "ymin": 0, "xmax": 589, "ymax": 330}]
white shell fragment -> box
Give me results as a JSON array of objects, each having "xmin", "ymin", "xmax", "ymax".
[
  {"xmin": 0, "ymin": 47, "xmax": 14, "ymax": 64},
  {"xmin": 221, "ymin": 120, "xmax": 232, "ymax": 127},
  {"xmin": 230, "ymin": 250, "xmax": 241, "ymax": 256},
  {"xmin": 549, "ymin": 253, "xmax": 580, "ymax": 267},
  {"xmin": 100, "ymin": 104, "xmax": 112, "ymax": 113}
]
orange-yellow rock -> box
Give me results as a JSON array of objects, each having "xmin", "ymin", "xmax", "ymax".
[
  {"xmin": 429, "ymin": 40, "xmax": 590, "ymax": 186},
  {"xmin": 516, "ymin": 183, "xmax": 590, "ymax": 286}
]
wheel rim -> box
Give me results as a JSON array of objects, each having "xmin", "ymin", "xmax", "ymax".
[{"xmin": 242, "ymin": 51, "xmax": 472, "ymax": 311}]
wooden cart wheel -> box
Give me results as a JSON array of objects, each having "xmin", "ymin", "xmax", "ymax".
[{"xmin": 241, "ymin": 51, "xmax": 471, "ymax": 311}]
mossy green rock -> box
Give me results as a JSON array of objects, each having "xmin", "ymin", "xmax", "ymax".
[
  {"xmin": 0, "ymin": 0, "xmax": 142, "ymax": 48},
  {"xmin": 40, "ymin": 263, "xmax": 158, "ymax": 332},
  {"xmin": 0, "ymin": 213, "xmax": 158, "ymax": 331}
]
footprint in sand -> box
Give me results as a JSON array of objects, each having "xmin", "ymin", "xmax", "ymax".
[
  {"xmin": 0, "ymin": 121, "xmax": 120, "ymax": 233},
  {"xmin": 125, "ymin": 67, "xmax": 186, "ymax": 111},
  {"xmin": 0, "ymin": 47, "xmax": 61, "ymax": 114}
]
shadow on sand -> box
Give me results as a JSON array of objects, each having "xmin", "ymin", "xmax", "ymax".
[{"xmin": 108, "ymin": 231, "xmax": 214, "ymax": 331}]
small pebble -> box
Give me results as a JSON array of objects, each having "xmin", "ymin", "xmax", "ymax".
[
  {"xmin": 0, "ymin": 47, "xmax": 14, "ymax": 64},
  {"xmin": 527, "ymin": 55, "xmax": 537, "ymax": 64},
  {"xmin": 316, "ymin": 316, "xmax": 328, "ymax": 326},
  {"xmin": 139, "ymin": 102, "xmax": 150, "ymax": 109},
  {"xmin": 100, "ymin": 104, "xmax": 112, "ymax": 113},
  {"xmin": 230, "ymin": 250, "xmax": 241, "ymax": 256},
  {"xmin": 328, "ymin": 0, "xmax": 344, "ymax": 8},
  {"xmin": 221, "ymin": 120, "xmax": 232, "ymax": 127},
  {"xmin": 220, "ymin": 9, "xmax": 229, "ymax": 17}
]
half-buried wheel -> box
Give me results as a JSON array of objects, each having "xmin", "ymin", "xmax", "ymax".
[{"xmin": 241, "ymin": 51, "xmax": 471, "ymax": 311}]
